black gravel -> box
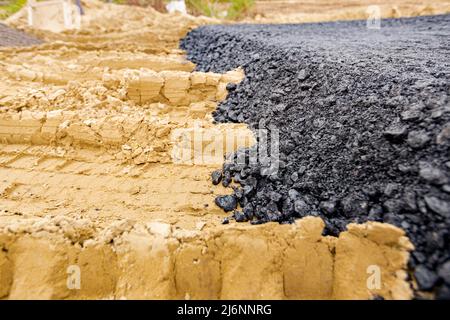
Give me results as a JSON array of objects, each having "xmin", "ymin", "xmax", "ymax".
[
  {"xmin": 0, "ymin": 23, "xmax": 43, "ymax": 47},
  {"xmin": 215, "ymin": 195, "xmax": 237, "ymax": 212},
  {"xmin": 181, "ymin": 14, "xmax": 450, "ymax": 298}
]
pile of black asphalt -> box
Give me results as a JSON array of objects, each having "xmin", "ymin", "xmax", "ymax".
[
  {"xmin": 181, "ymin": 14, "xmax": 450, "ymax": 299},
  {"xmin": 0, "ymin": 23, "xmax": 42, "ymax": 47}
]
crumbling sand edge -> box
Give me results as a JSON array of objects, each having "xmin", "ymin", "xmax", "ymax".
[{"xmin": 0, "ymin": 216, "xmax": 414, "ymax": 300}]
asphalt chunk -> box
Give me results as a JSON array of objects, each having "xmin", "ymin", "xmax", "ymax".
[{"xmin": 215, "ymin": 195, "xmax": 237, "ymax": 212}]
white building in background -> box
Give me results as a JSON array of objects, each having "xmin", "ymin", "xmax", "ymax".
[
  {"xmin": 166, "ymin": 0, "xmax": 187, "ymax": 14},
  {"xmin": 27, "ymin": 0, "xmax": 81, "ymax": 32}
]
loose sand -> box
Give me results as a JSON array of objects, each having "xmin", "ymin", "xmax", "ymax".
[{"xmin": 248, "ymin": 0, "xmax": 450, "ymax": 23}]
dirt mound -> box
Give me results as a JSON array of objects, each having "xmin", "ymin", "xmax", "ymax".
[
  {"xmin": 0, "ymin": 23, "xmax": 43, "ymax": 47},
  {"xmin": 181, "ymin": 15, "xmax": 450, "ymax": 298},
  {"xmin": 248, "ymin": 0, "xmax": 450, "ymax": 23}
]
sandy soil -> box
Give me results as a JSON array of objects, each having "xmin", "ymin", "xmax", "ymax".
[
  {"xmin": 0, "ymin": 0, "xmax": 415, "ymax": 299},
  {"xmin": 248, "ymin": 0, "xmax": 450, "ymax": 23}
]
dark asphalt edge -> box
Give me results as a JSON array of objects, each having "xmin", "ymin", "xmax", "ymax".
[{"xmin": 0, "ymin": 23, "xmax": 43, "ymax": 47}]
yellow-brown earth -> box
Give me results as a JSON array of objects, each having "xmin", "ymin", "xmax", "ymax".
[
  {"xmin": 0, "ymin": 0, "xmax": 417, "ymax": 299},
  {"xmin": 248, "ymin": 0, "xmax": 450, "ymax": 23}
]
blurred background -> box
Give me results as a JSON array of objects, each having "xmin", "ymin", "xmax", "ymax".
[{"xmin": 1, "ymin": 0, "xmax": 450, "ymax": 23}]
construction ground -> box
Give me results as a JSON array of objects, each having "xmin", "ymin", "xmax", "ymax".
[{"xmin": 0, "ymin": 0, "xmax": 449, "ymax": 300}]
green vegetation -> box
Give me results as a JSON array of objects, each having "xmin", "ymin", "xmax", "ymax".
[
  {"xmin": 0, "ymin": 0, "xmax": 255, "ymax": 21},
  {"xmin": 185, "ymin": 0, "xmax": 219, "ymax": 18},
  {"xmin": 225, "ymin": 0, "xmax": 254, "ymax": 19},
  {"xmin": 185, "ymin": 0, "xmax": 254, "ymax": 20},
  {"xmin": 0, "ymin": 0, "xmax": 26, "ymax": 20}
]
